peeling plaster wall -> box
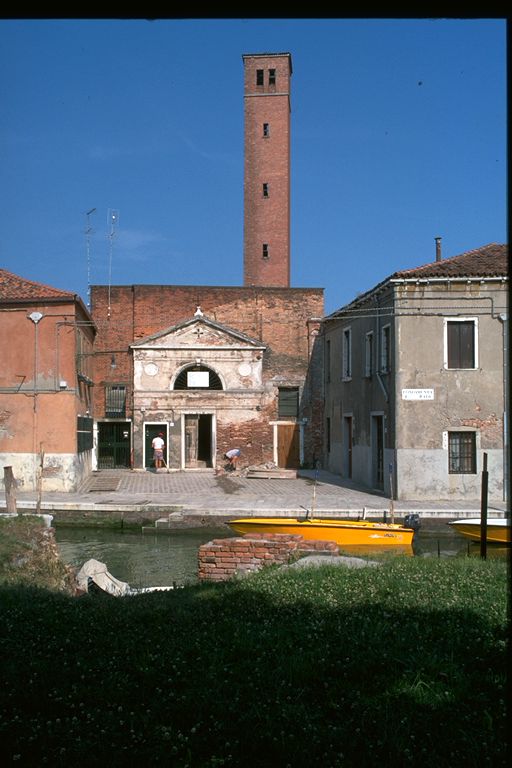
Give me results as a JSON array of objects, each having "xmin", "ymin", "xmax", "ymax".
[
  {"xmin": 323, "ymin": 280, "xmax": 507, "ymax": 501},
  {"xmin": 396, "ymin": 448, "xmax": 503, "ymax": 500},
  {"xmin": 0, "ymin": 450, "xmax": 92, "ymax": 493},
  {"xmin": 0, "ymin": 299, "xmax": 95, "ymax": 493}
]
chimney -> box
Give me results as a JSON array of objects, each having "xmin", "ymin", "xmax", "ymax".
[{"xmin": 435, "ymin": 237, "xmax": 442, "ymax": 262}]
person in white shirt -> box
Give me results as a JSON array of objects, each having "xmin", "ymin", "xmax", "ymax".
[
  {"xmin": 224, "ymin": 448, "xmax": 241, "ymax": 471},
  {"xmin": 152, "ymin": 433, "xmax": 165, "ymax": 470}
]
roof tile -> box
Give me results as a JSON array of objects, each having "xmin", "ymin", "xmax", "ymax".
[
  {"xmin": 392, "ymin": 243, "xmax": 508, "ymax": 280},
  {"xmin": 0, "ymin": 268, "xmax": 76, "ymax": 302}
]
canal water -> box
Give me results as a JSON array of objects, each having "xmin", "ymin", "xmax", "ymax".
[{"xmin": 55, "ymin": 520, "xmax": 507, "ymax": 589}]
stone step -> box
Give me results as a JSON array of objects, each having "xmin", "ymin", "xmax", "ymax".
[{"xmin": 246, "ymin": 469, "xmax": 298, "ymax": 479}]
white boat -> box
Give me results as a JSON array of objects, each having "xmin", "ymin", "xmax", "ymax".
[{"xmin": 448, "ymin": 518, "xmax": 510, "ymax": 544}]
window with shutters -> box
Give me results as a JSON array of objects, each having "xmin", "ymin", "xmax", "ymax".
[
  {"xmin": 342, "ymin": 327, "xmax": 352, "ymax": 380},
  {"xmin": 380, "ymin": 325, "xmax": 391, "ymax": 373},
  {"xmin": 445, "ymin": 318, "xmax": 477, "ymax": 369},
  {"xmin": 77, "ymin": 416, "xmax": 94, "ymax": 452},
  {"xmin": 278, "ymin": 387, "xmax": 299, "ymax": 419},
  {"xmin": 365, "ymin": 331, "xmax": 374, "ymax": 377}
]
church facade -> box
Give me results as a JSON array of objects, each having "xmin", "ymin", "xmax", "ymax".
[{"xmin": 90, "ymin": 53, "xmax": 324, "ymax": 472}]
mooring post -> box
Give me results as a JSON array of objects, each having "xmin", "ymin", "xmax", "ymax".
[
  {"xmin": 3, "ymin": 466, "xmax": 18, "ymax": 514},
  {"xmin": 480, "ymin": 452, "xmax": 488, "ymax": 560}
]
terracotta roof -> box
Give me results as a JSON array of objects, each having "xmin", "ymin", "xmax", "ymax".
[
  {"xmin": 392, "ymin": 243, "xmax": 508, "ymax": 280},
  {"xmin": 0, "ymin": 268, "xmax": 77, "ymax": 302},
  {"xmin": 324, "ymin": 243, "xmax": 508, "ymax": 320}
]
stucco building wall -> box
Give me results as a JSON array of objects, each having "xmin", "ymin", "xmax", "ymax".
[
  {"xmin": 0, "ymin": 295, "xmax": 95, "ymax": 492},
  {"xmin": 323, "ymin": 259, "xmax": 507, "ymax": 501}
]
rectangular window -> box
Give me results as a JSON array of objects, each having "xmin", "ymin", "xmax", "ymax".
[
  {"xmin": 263, "ymin": 122, "xmax": 270, "ymax": 137},
  {"xmin": 446, "ymin": 319, "xmax": 477, "ymax": 369},
  {"xmin": 268, "ymin": 68, "xmax": 276, "ymax": 85},
  {"xmin": 380, "ymin": 325, "xmax": 391, "ymax": 373},
  {"xmin": 448, "ymin": 431, "xmax": 476, "ymax": 474},
  {"xmin": 262, "ymin": 243, "xmax": 269, "ymax": 259},
  {"xmin": 342, "ymin": 327, "xmax": 352, "ymax": 379},
  {"xmin": 105, "ymin": 384, "xmax": 126, "ymax": 417},
  {"xmin": 278, "ymin": 387, "xmax": 299, "ymax": 418},
  {"xmin": 262, "ymin": 183, "xmax": 269, "ymax": 197},
  {"xmin": 77, "ymin": 416, "xmax": 93, "ymax": 452},
  {"xmin": 365, "ymin": 331, "xmax": 374, "ymax": 377},
  {"xmin": 256, "ymin": 69, "xmax": 264, "ymax": 86}
]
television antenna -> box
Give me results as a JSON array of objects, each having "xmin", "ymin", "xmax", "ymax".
[
  {"xmin": 107, "ymin": 209, "xmax": 119, "ymax": 319},
  {"xmin": 84, "ymin": 208, "xmax": 96, "ymax": 308}
]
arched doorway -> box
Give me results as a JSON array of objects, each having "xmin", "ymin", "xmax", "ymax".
[{"xmin": 173, "ymin": 364, "xmax": 222, "ymax": 469}]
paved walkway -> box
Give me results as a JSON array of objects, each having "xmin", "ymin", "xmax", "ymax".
[{"xmin": 6, "ymin": 468, "xmax": 508, "ymax": 520}]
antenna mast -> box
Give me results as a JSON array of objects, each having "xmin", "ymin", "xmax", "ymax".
[
  {"xmin": 107, "ymin": 209, "xmax": 119, "ymax": 319},
  {"xmin": 84, "ymin": 208, "xmax": 96, "ymax": 308}
]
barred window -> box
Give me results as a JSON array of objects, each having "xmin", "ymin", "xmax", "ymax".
[
  {"xmin": 448, "ymin": 431, "xmax": 476, "ymax": 474},
  {"xmin": 278, "ymin": 387, "xmax": 299, "ymax": 419},
  {"xmin": 105, "ymin": 385, "xmax": 126, "ymax": 417}
]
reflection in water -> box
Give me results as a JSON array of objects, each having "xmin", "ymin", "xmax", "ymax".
[
  {"xmin": 55, "ymin": 522, "xmax": 508, "ymax": 589},
  {"xmin": 55, "ymin": 527, "xmax": 233, "ymax": 589}
]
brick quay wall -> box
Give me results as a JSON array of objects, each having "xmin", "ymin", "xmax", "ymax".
[{"xmin": 198, "ymin": 532, "xmax": 339, "ymax": 581}]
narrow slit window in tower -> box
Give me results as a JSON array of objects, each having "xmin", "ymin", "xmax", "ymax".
[
  {"xmin": 263, "ymin": 122, "xmax": 270, "ymax": 137},
  {"xmin": 262, "ymin": 183, "xmax": 269, "ymax": 197},
  {"xmin": 268, "ymin": 68, "xmax": 276, "ymax": 85},
  {"xmin": 262, "ymin": 243, "xmax": 269, "ymax": 259},
  {"xmin": 256, "ymin": 69, "xmax": 264, "ymax": 86}
]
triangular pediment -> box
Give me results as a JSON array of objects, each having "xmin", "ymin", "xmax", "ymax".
[{"xmin": 131, "ymin": 315, "xmax": 266, "ymax": 350}]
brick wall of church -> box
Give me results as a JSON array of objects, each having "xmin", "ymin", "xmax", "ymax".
[{"xmin": 90, "ymin": 284, "xmax": 324, "ymax": 466}]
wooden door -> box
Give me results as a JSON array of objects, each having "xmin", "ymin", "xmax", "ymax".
[
  {"xmin": 278, "ymin": 424, "xmax": 300, "ymax": 468},
  {"xmin": 185, "ymin": 415, "xmax": 199, "ymax": 467}
]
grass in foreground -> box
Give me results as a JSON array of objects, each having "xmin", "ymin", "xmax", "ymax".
[{"xmin": 0, "ymin": 555, "xmax": 508, "ymax": 767}]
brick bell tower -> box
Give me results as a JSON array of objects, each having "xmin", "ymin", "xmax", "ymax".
[{"xmin": 242, "ymin": 52, "xmax": 292, "ymax": 287}]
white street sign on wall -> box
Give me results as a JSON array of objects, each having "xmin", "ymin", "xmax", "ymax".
[{"xmin": 401, "ymin": 388, "xmax": 435, "ymax": 401}]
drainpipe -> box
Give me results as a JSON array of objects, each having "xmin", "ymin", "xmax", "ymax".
[
  {"xmin": 28, "ymin": 312, "xmax": 43, "ymax": 491},
  {"xmin": 498, "ymin": 313, "xmax": 508, "ymax": 503}
]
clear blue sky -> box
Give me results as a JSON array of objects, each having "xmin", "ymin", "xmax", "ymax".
[{"xmin": 0, "ymin": 18, "xmax": 506, "ymax": 315}]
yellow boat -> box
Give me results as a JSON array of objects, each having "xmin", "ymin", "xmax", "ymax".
[
  {"xmin": 448, "ymin": 518, "xmax": 510, "ymax": 544},
  {"xmin": 228, "ymin": 517, "xmax": 415, "ymax": 547}
]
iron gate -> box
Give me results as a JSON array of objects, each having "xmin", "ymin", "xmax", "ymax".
[{"xmin": 97, "ymin": 422, "xmax": 131, "ymax": 469}]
